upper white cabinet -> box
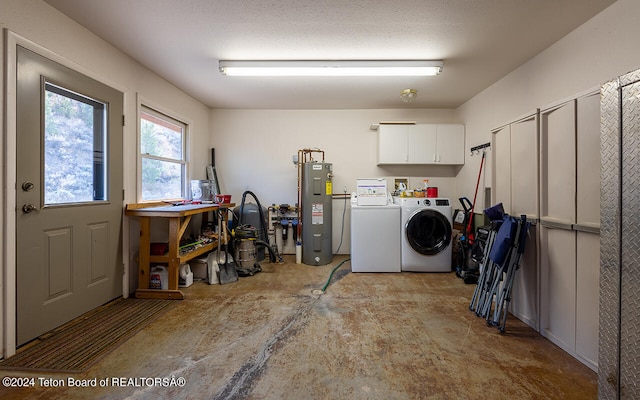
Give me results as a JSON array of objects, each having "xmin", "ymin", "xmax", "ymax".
[
  {"xmin": 407, "ymin": 124, "xmax": 438, "ymax": 163},
  {"xmin": 435, "ymin": 124, "xmax": 465, "ymax": 164},
  {"xmin": 377, "ymin": 124, "xmax": 464, "ymax": 165},
  {"xmin": 378, "ymin": 124, "xmax": 412, "ymax": 164}
]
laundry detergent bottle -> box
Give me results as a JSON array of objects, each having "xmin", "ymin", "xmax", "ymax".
[{"xmin": 149, "ymin": 266, "xmax": 168, "ymax": 290}]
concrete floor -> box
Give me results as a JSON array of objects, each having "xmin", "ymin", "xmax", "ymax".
[{"xmin": 1, "ymin": 255, "xmax": 596, "ymax": 399}]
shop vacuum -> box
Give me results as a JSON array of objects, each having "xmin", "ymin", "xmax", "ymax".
[{"xmin": 231, "ymin": 191, "xmax": 278, "ymax": 276}]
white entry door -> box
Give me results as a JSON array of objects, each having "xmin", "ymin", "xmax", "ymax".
[{"xmin": 16, "ymin": 46, "xmax": 123, "ymax": 345}]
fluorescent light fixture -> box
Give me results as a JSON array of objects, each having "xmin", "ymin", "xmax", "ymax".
[{"xmin": 218, "ymin": 60, "xmax": 443, "ymax": 77}]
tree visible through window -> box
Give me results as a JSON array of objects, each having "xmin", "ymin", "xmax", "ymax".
[
  {"xmin": 140, "ymin": 107, "xmax": 187, "ymax": 201},
  {"xmin": 44, "ymin": 82, "xmax": 106, "ymax": 205}
]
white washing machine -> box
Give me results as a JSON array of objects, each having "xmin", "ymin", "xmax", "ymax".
[
  {"xmin": 350, "ymin": 197, "xmax": 401, "ymax": 272},
  {"xmin": 394, "ymin": 197, "xmax": 453, "ymax": 272}
]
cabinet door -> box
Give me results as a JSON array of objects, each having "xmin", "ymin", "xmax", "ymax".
[
  {"xmin": 436, "ymin": 124, "xmax": 465, "ymax": 164},
  {"xmin": 620, "ymin": 80, "xmax": 640, "ymax": 398},
  {"xmin": 492, "ymin": 116, "xmax": 538, "ymax": 331},
  {"xmin": 378, "ymin": 124, "xmax": 408, "ymax": 164},
  {"xmin": 576, "ymin": 92, "xmax": 601, "ymax": 228},
  {"xmin": 510, "ymin": 115, "xmax": 538, "ymax": 219},
  {"xmin": 540, "ymin": 226, "xmax": 577, "ymax": 354},
  {"xmin": 576, "ymin": 231, "xmax": 599, "ymax": 371},
  {"xmin": 574, "ymin": 92, "xmax": 600, "ymax": 372},
  {"xmin": 407, "ymin": 124, "xmax": 437, "ymax": 163},
  {"xmin": 540, "ymin": 100, "xmax": 576, "ymax": 225},
  {"xmin": 508, "ymin": 115, "xmax": 539, "ymax": 330},
  {"xmin": 492, "ymin": 126, "xmax": 511, "ymax": 214},
  {"xmin": 539, "ymin": 100, "xmax": 579, "ymax": 359},
  {"xmin": 509, "ymin": 224, "xmax": 538, "ymax": 329}
]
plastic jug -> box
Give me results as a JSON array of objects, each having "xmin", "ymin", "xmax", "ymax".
[{"xmin": 149, "ymin": 266, "xmax": 168, "ymax": 290}]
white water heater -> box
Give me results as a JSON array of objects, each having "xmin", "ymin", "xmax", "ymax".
[{"xmin": 301, "ymin": 162, "xmax": 333, "ymax": 265}]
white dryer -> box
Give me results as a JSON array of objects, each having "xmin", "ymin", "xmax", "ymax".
[{"xmin": 394, "ymin": 197, "xmax": 453, "ymax": 272}]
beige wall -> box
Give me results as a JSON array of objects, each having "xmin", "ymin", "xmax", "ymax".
[
  {"xmin": 209, "ymin": 109, "xmax": 461, "ymax": 202},
  {"xmin": 209, "ymin": 109, "xmax": 462, "ymax": 253},
  {"xmin": 456, "ymin": 0, "xmax": 640, "ymax": 211}
]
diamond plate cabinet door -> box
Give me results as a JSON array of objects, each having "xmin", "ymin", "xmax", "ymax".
[
  {"xmin": 620, "ymin": 77, "xmax": 640, "ymax": 400},
  {"xmin": 599, "ymin": 68, "xmax": 640, "ymax": 400}
]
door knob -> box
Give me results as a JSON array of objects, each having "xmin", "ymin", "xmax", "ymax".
[{"xmin": 22, "ymin": 204, "xmax": 38, "ymax": 213}]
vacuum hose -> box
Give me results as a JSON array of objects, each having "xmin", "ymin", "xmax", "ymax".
[
  {"xmin": 238, "ymin": 191, "xmax": 278, "ymax": 263},
  {"xmin": 255, "ymin": 240, "xmax": 277, "ymax": 263}
]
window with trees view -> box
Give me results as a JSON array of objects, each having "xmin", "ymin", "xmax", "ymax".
[
  {"xmin": 139, "ymin": 106, "xmax": 187, "ymax": 201},
  {"xmin": 44, "ymin": 82, "xmax": 107, "ymax": 205}
]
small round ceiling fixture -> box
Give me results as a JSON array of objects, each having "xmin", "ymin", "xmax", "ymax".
[{"xmin": 401, "ymin": 88, "xmax": 417, "ymax": 103}]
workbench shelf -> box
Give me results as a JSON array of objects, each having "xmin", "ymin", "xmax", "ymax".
[
  {"xmin": 125, "ymin": 202, "xmax": 233, "ymax": 300},
  {"xmin": 148, "ymin": 240, "xmax": 217, "ymax": 264}
]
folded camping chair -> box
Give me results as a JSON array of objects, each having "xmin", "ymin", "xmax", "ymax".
[
  {"xmin": 491, "ymin": 215, "xmax": 531, "ymax": 332},
  {"xmin": 476, "ymin": 215, "xmax": 518, "ymax": 321},
  {"xmin": 469, "ymin": 203, "xmax": 506, "ymax": 314},
  {"xmin": 469, "ymin": 222, "xmax": 499, "ymax": 312}
]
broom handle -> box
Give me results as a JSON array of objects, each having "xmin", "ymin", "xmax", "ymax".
[{"xmin": 467, "ymin": 151, "xmax": 486, "ymax": 236}]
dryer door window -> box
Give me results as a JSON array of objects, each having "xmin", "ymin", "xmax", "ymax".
[{"xmin": 405, "ymin": 209, "xmax": 452, "ymax": 255}]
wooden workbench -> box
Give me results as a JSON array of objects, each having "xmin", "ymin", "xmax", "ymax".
[{"xmin": 125, "ymin": 202, "xmax": 234, "ymax": 299}]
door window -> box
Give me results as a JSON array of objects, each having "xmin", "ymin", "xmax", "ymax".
[{"xmin": 44, "ymin": 82, "xmax": 107, "ymax": 205}]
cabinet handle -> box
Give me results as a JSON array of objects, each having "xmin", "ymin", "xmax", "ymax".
[
  {"xmin": 573, "ymin": 223, "xmax": 600, "ymax": 234},
  {"xmin": 540, "ymin": 218, "xmax": 573, "ymax": 230}
]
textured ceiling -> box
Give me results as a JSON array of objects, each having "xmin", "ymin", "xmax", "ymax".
[{"xmin": 44, "ymin": 0, "xmax": 615, "ymax": 109}]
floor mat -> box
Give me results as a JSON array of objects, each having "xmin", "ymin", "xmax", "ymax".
[{"xmin": 0, "ymin": 297, "xmax": 177, "ymax": 373}]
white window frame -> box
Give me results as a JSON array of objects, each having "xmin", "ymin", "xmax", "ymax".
[{"xmin": 137, "ymin": 101, "xmax": 189, "ymax": 202}]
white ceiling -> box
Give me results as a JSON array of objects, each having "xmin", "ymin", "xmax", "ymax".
[{"xmin": 44, "ymin": 0, "xmax": 615, "ymax": 110}]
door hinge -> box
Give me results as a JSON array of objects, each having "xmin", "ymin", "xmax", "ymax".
[{"xmin": 122, "ymin": 115, "xmax": 125, "ymax": 126}]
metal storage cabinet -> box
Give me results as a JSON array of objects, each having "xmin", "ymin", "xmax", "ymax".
[{"xmin": 599, "ymin": 68, "xmax": 640, "ymax": 400}]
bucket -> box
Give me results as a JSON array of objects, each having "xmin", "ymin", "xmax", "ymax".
[
  {"xmin": 191, "ymin": 180, "xmax": 215, "ymax": 202},
  {"xmin": 149, "ymin": 266, "xmax": 168, "ymax": 290},
  {"xmin": 215, "ymin": 194, "xmax": 232, "ymax": 204},
  {"xmin": 426, "ymin": 187, "xmax": 439, "ymax": 198}
]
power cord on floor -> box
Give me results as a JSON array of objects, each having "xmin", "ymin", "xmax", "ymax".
[{"xmin": 333, "ymin": 187, "xmax": 348, "ymax": 255}]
